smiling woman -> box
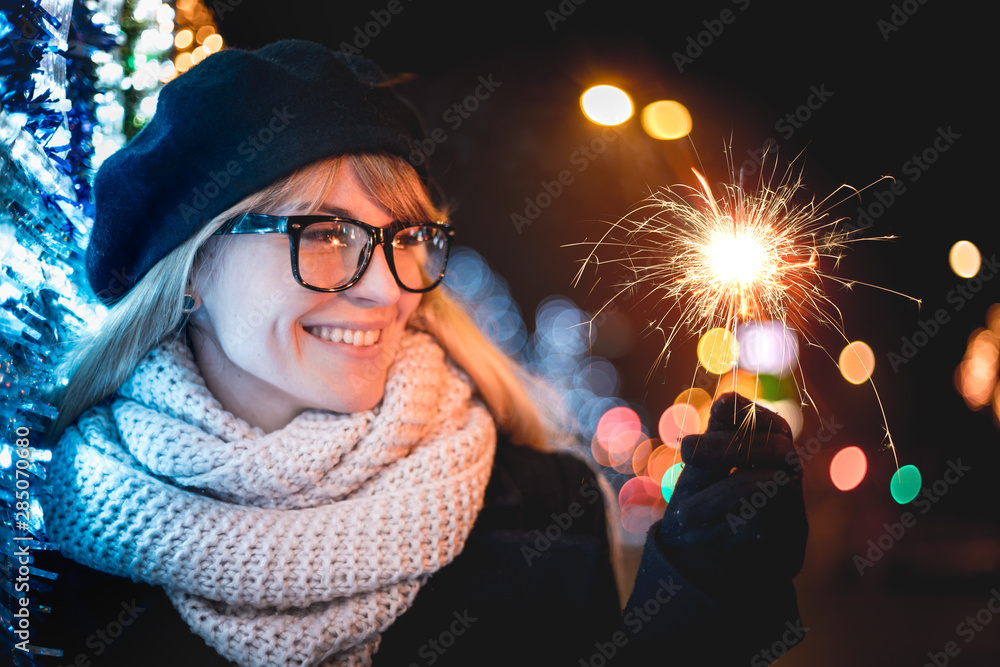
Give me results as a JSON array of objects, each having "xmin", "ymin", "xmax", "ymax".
[
  {"xmin": 37, "ymin": 39, "xmax": 809, "ymax": 667},
  {"xmin": 187, "ymin": 158, "xmax": 437, "ymax": 429}
]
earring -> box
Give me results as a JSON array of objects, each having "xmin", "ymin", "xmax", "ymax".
[{"xmin": 182, "ymin": 293, "xmax": 201, "ymax": 313}]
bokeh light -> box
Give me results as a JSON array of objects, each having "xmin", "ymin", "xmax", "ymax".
[
  {"xmin": 737, "ymin": 320, "xmax": 799, "ymax": 376},
  {"xmin": 675, "ymin": 387, "xmax": 713, "ymax": 431},
  {"xmin": 174, "ymin": 28, "xmax": 193, "ymax": 49},
  {"xmin": 658, "ymin": 402, "xmax": 701, "ymax": 448},
  {"xmin": 641, "ymin": 100, "xmax": 692, "ymax": 140},
  {"xmin": 590, "ymin": 434, "xmax": 611, "ymax": 467},
  {"xmin": 646, "ymin": 444, "xmax": 681, "ymax": 485},
  {"xmin": 697, "ymin": 327, "xmax": 738, "ymax": 374},
  {"xmin": 581, "ymin": 85, "xmax": 633, "ymax": 126},
  {"xmin": 594, "ymin": 406, "xmax": 643, "ymax": 469},
  {"xmin": 631, "ymin": 438, "xmax": 656, "ymax": 476},
  {"xmin": 889, "ymin": 465, "xmax": 922, "ymax": 504},
  {"xmin": 830, "ymin": 446, "xmax": 867, "ymax": 491},
  {"xmin": 956, "ymin": 328, "xmax": 999, "ymax": 408},
  {"xmin": 608, "ymin": 421, "xmax": 646, "ymax": 474},
  {"xmin": 757, "ymin": 398, "xmax": 804, "ymax": 440},
  {"xmin": 839, "ymin": 341, "xmax": 875, "ymax": 385},
  {"xmin": 715, "ymin": 369, "xmax": 761, "ymax": 401},
  {"xmin": 195, "ymin": 24, "xmax": 216, "ymax": 44},
  {"xmin": 955, "ymin": 304, "xmax": 1000, "ymax": 426},
  {"xmin": 674, "ymin": 387, "xmax": 712, "ymax": 412},
  {"xmin": 618, "ymin": 476, "xmax": 667, "ymax": 534},
  {"xmin": 203, "ymin": 33, "xmax": 224, "ymax": 54},
  {"xmin": 949, "ymin": 240, "xmax": 981, "ymax": 278},
  {"xmin": 174, "ymin": 51, "xmax": 193, "ymax": 73},
  {"xmin": 190, "ymin": 46, "xmax": 209, "ymax": 64},
  {"xmin": 660, "ymin": 462, "xmax": 685, "ymax": 502}
]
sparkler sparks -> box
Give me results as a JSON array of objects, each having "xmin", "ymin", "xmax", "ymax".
[{"xmin": 573, "ymin": 152, "xmax": 917, "ymax": 467}]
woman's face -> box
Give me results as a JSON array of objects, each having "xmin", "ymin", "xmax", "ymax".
[{"xmin": 188, "ymin": 162, "xmax": 423, "ymax": 432}]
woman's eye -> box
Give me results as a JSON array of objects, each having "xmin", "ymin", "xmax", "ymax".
[{"xmin": 394, "ymin": 228, "xmax": 426, "ymax": 247}]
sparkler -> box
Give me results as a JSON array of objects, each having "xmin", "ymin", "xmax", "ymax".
[{"xmin": 574, "ymin": 150, "xmax": 918, "ymax": 467}]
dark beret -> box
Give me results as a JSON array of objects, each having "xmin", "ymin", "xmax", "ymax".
[{"xmin": 86, "ymin": 39, "xmax": 428, "ymax": 304}]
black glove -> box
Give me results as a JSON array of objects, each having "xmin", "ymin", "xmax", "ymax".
[{"xmin": 657, "ymin": 392, "xmax": 809, "ymax": 595}]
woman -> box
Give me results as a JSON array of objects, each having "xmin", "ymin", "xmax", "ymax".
[{"xmin": 38, "ymin": 40, "xmax": 808, "ymax": 666}]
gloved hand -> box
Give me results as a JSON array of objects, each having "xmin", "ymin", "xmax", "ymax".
[{"xmin": 658, "ymin": 392, "xmax": 808, "ymax": 594}]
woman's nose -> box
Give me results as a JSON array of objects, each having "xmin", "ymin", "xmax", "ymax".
[{"xmin": 344, "ymin": 244, "xmax": 401, "ymax": 306}]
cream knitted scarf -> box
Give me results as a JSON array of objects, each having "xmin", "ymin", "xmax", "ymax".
[{"xmin": 43, "ymin": 330, "xmax": 497, "ymax": 666}]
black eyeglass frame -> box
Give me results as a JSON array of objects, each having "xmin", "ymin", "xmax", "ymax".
[{"xmin": 214, "ymin": 213, "xmax": 456, "ymax": 293}]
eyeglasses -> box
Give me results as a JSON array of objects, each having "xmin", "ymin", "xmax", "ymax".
[{"xmin": 214, "ymin": 213, "xmax": 456, "ymax": 293}]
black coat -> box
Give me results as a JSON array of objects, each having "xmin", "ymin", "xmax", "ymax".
[{"xmin": 32, "ymin": 436, "xmax": 801, "ymax": 666}]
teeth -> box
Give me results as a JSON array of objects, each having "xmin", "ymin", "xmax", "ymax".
[{"xmin": 305, "ymin": 326, "xmax": 381, "ymax": 347}]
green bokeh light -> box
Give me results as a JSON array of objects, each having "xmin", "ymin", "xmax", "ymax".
[
  {"xmin": 889, "ymin": 465, "xmax": 922, "ymax": 504},
  {"xmin": 661, "ymin": 462, "xmax": 685, "ymax": 503}
]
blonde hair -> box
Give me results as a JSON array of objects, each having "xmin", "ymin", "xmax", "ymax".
[{"xmin": 47, "ymin": 154, "xmax": 552, "ymax": 450}]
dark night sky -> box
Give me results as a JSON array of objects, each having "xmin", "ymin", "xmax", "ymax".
[
  {"xmin": 214, "ymin": 0, "xmax": 994, "ymax": 463},
  {"xmin": 212, "ymin": 3, "xmax": 997, "ymax": 661}
]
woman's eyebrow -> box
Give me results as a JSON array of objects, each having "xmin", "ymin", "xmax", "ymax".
[{"xmin": 314, "ymin": 205, "xmax": 354, "ymax": 217}]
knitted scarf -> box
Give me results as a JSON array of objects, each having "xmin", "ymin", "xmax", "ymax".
[{"xmin": 43, "ymin": 330, "xmax": 497, "ymax": 666}]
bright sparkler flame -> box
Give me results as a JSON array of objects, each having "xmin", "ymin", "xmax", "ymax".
[
  {"xmin": 594, "ymin": 163, "xmax": 851, "ymax": 346},
  {"xmin": 572, "ymin": 152, "xmax": 918, "ymax": 464}
]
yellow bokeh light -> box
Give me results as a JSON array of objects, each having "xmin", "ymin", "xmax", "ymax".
[
  {"xmin": 759, "ymin": 399, "xmax": 804, "ymax": 440},
  {"xmin": 949, "ymin": 240, "xmax": 981, "ymax": 278},
  {"xmin": 674, "ymin": 387, "xmax": 712, "ymax": 411},
  {"xmin": 646, "ymin": 445, "xmax": 680, "ymax": 485},
  {"xmin": 196, "ymin": 24, "xmax": 216, "ymax": 44},
  {"xmin": 203, "ymin": 33, "xmax": 224, "ymax": 54},
  {"xmin": 581, "ymin": 85, "xmax": 633, "ymax": 126},
  {"xmin": 174, "ymin": 29, "xmax": 193, "ymax": 50},
  {"xmin": 993, "ymin": 382, "xmax": 1000, "ymax": 426},
  {"xmin": 641, "ymin": 100, "xmax": 692, "ymax": 140},
  {"xmin": 697, "ymin": 327, "xmax": 737, "ymax": 375},
  {"xmin": 174, "ymin": 51, "xmax": 193, "ymax": 73},
  {"xmin": 839, "ymin": 341, "xmax": 876, "ymax": 384},
  {"xmin": 715, "ymin": 370, "xmax": 761, "ymax": 401},
  {"xmin": 190, "ymin": 46, "xmax": 209, "ymax": 65}
]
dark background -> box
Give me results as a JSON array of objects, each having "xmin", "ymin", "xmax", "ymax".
[{"xmin": 214, "ymin": 1, "xmax": 997, "ymax": 664}]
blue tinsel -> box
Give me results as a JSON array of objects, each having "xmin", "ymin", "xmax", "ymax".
[{"xmin": 1, "ymin": 0, "xmax": 122, "ymax": 663}]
